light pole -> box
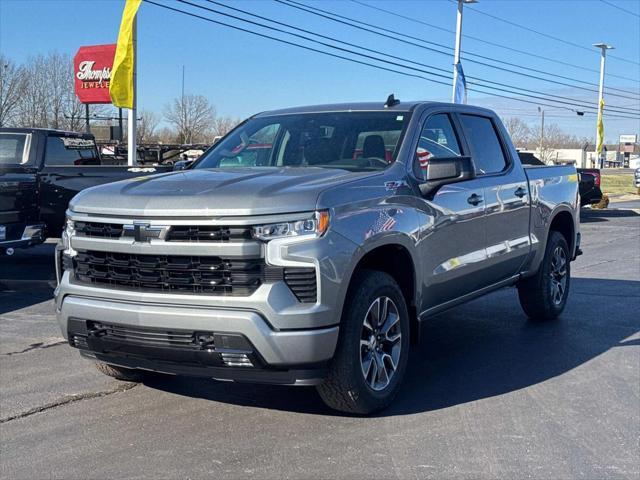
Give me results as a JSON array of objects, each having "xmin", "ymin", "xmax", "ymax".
[
  {"xmin": 451, "ymin": 0, "xmax": 477, "ymax": 102},
  {"xmin": 593, "ymin": 43, "xmax": 613, "ymax": 169}
]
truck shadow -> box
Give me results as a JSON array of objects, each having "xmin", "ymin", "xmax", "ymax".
[
  {"xmin": 580, "ymin": 208, "xmax": 639, "ymax": 223},
  {"xmin": 143, "ymin": 277, "xmax": 639, "ymax": 417}
]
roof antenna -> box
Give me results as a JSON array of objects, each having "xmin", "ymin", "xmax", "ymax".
[{"xmin": 384, "ymin": 94, "xmax": 400, "ymax": 108}]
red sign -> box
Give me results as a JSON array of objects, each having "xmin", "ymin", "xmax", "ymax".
[{"xmin": 74, "ymin": 44, "xmax": 116, "ymax": 104}]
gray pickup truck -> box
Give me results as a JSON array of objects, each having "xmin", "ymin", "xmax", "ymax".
[{"xmin": 55, "ymin": 100, "xmax": 580, "ymax": 414}]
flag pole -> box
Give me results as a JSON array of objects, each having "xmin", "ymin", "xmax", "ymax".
[
  {"xmin": 127, "ymin": 13, "xmax": 137, "ymax": 166},
  {"xmin": 593, "ymin": 43, "xmax": 613, "ymax": 169},
  {"xmin": 451, "ymin": 0, "xmax": 476, "ymax": 103}
]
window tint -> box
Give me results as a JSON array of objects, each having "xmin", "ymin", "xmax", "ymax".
[
  {"xmin": 415, "ymin": 114, "xmax": 461, "ymax": 176},
  {"xmin": 459, "ymin": 114, "xmax": 507, "ymax": 174},
  {"xmin": 44, "ymin": 136, "xmax": 100, "ymax": 166}
]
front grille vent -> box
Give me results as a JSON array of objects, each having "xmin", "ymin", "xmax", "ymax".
[
  {"xmin": 166, "ymin": 226, "xmax": 253, "ymax": 242},
  {"xmin": 74, "ymin": 250, "xmax": 264, "ymax": 296},
  {"xmin": 284, "ymin": 268, "xmax": 317, "ymax": 303},
  {"xmin": 89, "ymin": 322, "xmax": 203, "ymax": 350},
  {"xmin": 75, "ymin": 221, "xmax": 123, "ymax": 238}
]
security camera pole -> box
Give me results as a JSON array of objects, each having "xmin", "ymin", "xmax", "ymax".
[
  {"xmin": 451, "ymin": 0, "xmax": 477, "ymax": 102},
  {"xmin": 593, "ymin": 43, "xmax": 613, "ymax": 169}
]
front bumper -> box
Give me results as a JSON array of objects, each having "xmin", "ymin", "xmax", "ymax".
[
  {"xmin": 56, "ymin": 293, "xmax": 338, "ymax": 385},
  {"xmin": 0, "ymin": 223, "xmax": 45, "ymax": 250}
]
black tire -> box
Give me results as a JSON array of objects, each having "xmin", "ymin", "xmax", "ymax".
[
  {"xmin": 517, "ymin": 231, "xmax": 571, "ymax": 320},
  {"xmin": 95, "ymin": 362, "xmax": 144, "ymax": 382},
  {"xmin": 317, "ymin": 269, "xmax": 410, "ymax": 414}
]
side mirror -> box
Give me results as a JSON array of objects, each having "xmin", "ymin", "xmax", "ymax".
[
  {"xmin": 418, "ymin": 156, "xmax": 475, "ymax": 197},
  {"xmin": 173, "ymin": 160, "xmax": 193, "ymax": 171}
]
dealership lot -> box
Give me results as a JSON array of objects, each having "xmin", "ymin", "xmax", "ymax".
[{"xmin": 1, "ymin": 206, "xmax": 638, "ymax": 479}]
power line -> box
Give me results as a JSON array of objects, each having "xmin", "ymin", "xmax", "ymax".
[
  {"xmin": 201, "ymin": 0, "xmax": 640, "ymax": 114},
  {"xmin": 143, "ymin": 0, "xmax": 640, "ymax": 120},
  {"xmin": 462, "ymin": 2, "xmax": 640, "ymax": 66},
  {"xmin": 599, "ymin": 0, "xmax": 640, "ymax": 18},
  {"xmin": 349, "ymin": 0, "xmax": 640, "ymax": 87},
  {"xmin": 280, "ymin": 0, "xmax": 640, "ymax": 100}
]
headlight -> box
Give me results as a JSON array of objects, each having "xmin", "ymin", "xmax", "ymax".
[
  {"xmin": 253, "ymin": 211, "xmax": 329, "ymax": 241},
  {"xmin": 61, "ymin": 218, "xmax": 77, "ymax": 256}
]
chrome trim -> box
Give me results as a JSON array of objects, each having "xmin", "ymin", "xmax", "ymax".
[{"xmin": 70, "ymin": 236, "xmax": 263, "ymax": 257}]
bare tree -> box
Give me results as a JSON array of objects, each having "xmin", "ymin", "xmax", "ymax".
[
  {"xmin": 503, "ymin": 117, "xmax": 531, "ymax": 148},
  {"xmin": 0, "ymin": 55, "xmax": 25, "ymax": 127},
  {"xmin": 17, "ymin": 54, "xmax": 50, "ymax": 127},
  {"xmin": 210, "ymin": 116, "xmax": 239, "ymax": 139},
  {"xmin": 163, "ymin": 94, "xmax": 214, "ymax": 144},
  {"xmin": 137, "ymin": 110, "xmax": 160, "ymax": 143}
]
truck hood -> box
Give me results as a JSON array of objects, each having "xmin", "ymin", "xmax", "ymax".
[{"xmin": 69, "ymin": 167, "xmax": 375, "ymax": 217}]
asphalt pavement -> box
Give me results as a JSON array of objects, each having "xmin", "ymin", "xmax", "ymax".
[{"xmin": 1, "ymin": 208, "xmax": 638, "ymax": 479}]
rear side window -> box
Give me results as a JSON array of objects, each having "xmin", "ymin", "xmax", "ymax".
[
  {"xmin": 44, "ymin": 136, "xmax": 100, "ymax": 166},
  {"xmin": 459, "ymin": 114, "xmax": 508, "ymax": 174},
  {"xmin": 0, "ymin": 133, "xmax": 31, "ymax": 165}
]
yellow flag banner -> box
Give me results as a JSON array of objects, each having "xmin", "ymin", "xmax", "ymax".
[
  {"xmin": 110, "ymin": 0, "xmax": 142, "ymax": 109},
  {"xmin": 596, "ymin": 98, "xmax": 605, "ymax": 155}
]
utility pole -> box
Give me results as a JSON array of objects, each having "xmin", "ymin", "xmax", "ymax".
[
  {"xmin": 451, "ymin": 0, "xmax": 477, "ymax": 102},
  {"xmin": 593, "ymin": 43, "xmax": 613, "ymax": 169},
  {"xmin": 127, "ymin": 14, "xmax": 138, "ymax": 166},
  {"xmin": 538, "ymin": 106, "xmax": 545, "ymax": 162}
]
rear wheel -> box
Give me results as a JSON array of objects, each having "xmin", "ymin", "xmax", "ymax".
[
  {"xmin": 95, "ymin": 362, "xmax": 144, "ymax": 382},
  {"xmin": 517, "ymin": 231, "xmax": 571, "ymax": 320},
  {"xmin": 317, "ymin": 270, "xmax": 410, "ymax": 414}
]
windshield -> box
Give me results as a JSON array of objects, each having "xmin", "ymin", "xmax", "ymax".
[
  {"xmin": 0, "ymin": 133, "xmax": 32, "ymax": 165},
  {"xmin": 194, "ymin": 111, "xmax": 411, "ymax": 171}
]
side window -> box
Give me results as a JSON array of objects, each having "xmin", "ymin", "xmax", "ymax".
[
  {"xmin": 415, "ymin": 114, "xmax": 461, "ymax": 177},
  {"xmin": 219, "ymin": 123, "xmax": 280, "ymax": 168},
  {"xmin": 459, "ymin": 114, "xmax": 508, "ymax": 175},
  {"xmin": 44, "ymin": 136, "xmax": 100, "ymax": 166}
]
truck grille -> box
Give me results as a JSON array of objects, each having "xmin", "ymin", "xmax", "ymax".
[
  {"xmin": 75, "ymin": 221, "xmax": 124, "ymax": 238},
  {"xmin": 165, "ymin": 226, "xmax": 252, "ymax": 242},
  {"xmin": 74, "ymin": 221, "xmax": 253, "ymax": 242},
  {"xmin": 73, "ymin": 250, "xmax": 264, "ymax": 296}
]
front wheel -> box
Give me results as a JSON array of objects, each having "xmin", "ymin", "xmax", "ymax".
[
  {"xmin": 317, "ymin": 270, "xmax": 410, "ymax": 414},
  {"xmin": 517, "ymin": 231, "xmax": 571, "ymax": 320}
]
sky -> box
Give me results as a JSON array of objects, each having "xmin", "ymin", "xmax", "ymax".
[{"xmin": 1, "ymin": 0, "xmax": 639, "ymax": 142}]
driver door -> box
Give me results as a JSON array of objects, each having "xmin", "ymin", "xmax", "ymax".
[{"xmin": 413, "ymin": 113, "xmax": 488, "ymax": 312}]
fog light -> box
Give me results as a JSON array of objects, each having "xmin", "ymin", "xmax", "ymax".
[{"xmin": 220, "ymin": 352, "xmax": 253, "ymax": 367}]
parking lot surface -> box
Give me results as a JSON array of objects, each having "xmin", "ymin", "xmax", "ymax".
[{"xmin": 1, "ymin": 206, "xmax": 638, "ymax": 479}]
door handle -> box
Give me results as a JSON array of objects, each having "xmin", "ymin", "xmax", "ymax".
[
  {"xmin": 467, "ymin": 193, "xmax": 483, "ymax": 206},
  {"xmin": 514, "ymin": 186, "xmax": 527, "ymax": 198}
]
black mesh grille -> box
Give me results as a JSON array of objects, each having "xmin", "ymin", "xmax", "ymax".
[
  {"xmin": 75, "ymin": 221, "xmax": 123, "ymax": 238},
  {"xmin": 166, "ymin": 226, "xmax": 253, "ymax": 242},
  {"xmin": 284, "ymin": 268, "xmax": 317, "ymax": 303},
  {"xmin": 88, "ymin": 322, "xmax": 204, "ymax": 350},
  {"xmin": 73, "ymin": 250, "xmax": 264, "ymax": 296}
]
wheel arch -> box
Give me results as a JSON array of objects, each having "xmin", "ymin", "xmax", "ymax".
[{"xmin": 340, "ymin": 236, "xmax": 420, "ymax": 345}]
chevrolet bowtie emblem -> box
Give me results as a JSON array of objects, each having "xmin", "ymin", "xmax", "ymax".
[{"xmin": 122, "ymin": 223, "xmax": 164, "ymax": 243}]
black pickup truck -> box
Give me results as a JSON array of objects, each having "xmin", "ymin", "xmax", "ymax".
[{"xmin": 0, "ymin": 128, "xmax": 171, "ymax": 254}]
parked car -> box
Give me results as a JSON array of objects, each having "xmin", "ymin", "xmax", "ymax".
[
  {"xmin": 576, "ymin": 168, "xmax": 603, "ymax": 207},
  {"xmin": 55, "ymin": 101, "xmax": 580, "ymax": 414},
  {"xmin": 0, "ymin": 128, "xmax": 172, "ymax": 255},
  {"xmin": 635, "ymin": 167, "xmax": 640, "ymax": 190}
]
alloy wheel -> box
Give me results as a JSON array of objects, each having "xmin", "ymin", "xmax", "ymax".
[{"xmin": 360, "ymin": 296, "xmax": 402, "ymax": 391}]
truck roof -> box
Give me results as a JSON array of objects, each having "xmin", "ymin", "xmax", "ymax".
[
  {"xmin": 256, "ymin": 101, "xmax": 497, "ymax": 117},
  {"xmin": 0, "ymin": 127, "xmax": 95, "ymax": 139}
]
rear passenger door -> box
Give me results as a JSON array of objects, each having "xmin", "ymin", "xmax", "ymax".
[
  {"xmin": 457, "ymin": 114, "xmax": 530, "ymax": 286},
  {"xmin": 414, "ymin": 113, "xmax": 488, "ymax": 310}
]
